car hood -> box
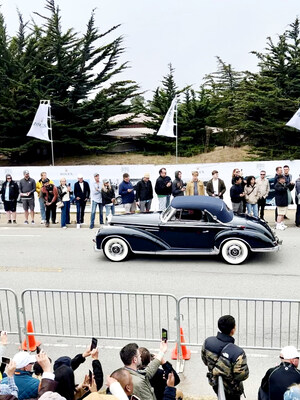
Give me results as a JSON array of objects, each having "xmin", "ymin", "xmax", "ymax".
[
  {"xmin": 232, "ymin": 213, "xmax": 276, "ymax": 240},
  {"xmin": 110, "ymin": 212, "xmax": 161, "ymax": 227}
]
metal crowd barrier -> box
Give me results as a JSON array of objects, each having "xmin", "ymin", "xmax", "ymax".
[
  {"xmin": 21, "ymin": 289, "xmax": 178, "ymax": 343},
  {"xmin": 178, "ymin": 295, "xmax": 300, "ymax": 350},
  {"xmin": 1, "ymin": 290, "xmax": 300, "ymax": 353},
  {"xmin": 0, "ymin": 288, "xmax": 22, "ymax": 342}
]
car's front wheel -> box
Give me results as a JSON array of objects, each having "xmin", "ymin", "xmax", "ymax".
[
  {"xmin": 103, "ymin": 237, "xmax": 130, "ymax": 262},
  {"xmin": 221, "ymin": 239, "xmax": 249, "ymax": 265}
]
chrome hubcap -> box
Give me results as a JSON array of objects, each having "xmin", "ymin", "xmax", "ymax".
[
  {"xmin": 228, "ymin": 245, "xmax": 241, "ymax": 258},
  {"xmin": 110, "ymin": 243, "xmax": 123, "ymax": 255}
]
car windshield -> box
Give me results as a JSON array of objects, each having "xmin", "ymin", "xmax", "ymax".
[{"xmin": 161, "ymin": 205, "xmax": 175, "ymax": 223}]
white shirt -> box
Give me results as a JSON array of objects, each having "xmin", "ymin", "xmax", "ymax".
[
  {"xmin": 79, "ymin": 182, "xmax": 84, "ymax": 192},
  {"xmin": 212, "ymin": 179, "xmax": 219, "ymax": 195}
]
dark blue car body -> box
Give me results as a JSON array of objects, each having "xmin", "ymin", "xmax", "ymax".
[{"xmin": 95, "ymin": 196, "xmax": 280, "ymax": 264}]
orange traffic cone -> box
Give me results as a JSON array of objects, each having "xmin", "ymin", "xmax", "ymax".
[
  {"xmin": 22, "ymin": 320, "xmax": 41, "ymax": 351},
  {"xmin": 171, "ymin": 327, "xmax": 191, "ymax": 360}
]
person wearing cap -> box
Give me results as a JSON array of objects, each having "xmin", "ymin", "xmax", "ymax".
[
  {"xmin": 256, "ymin": 170, "xmax": 270, "ymax": 221},
  {"xmin": 275, "ymin": 175, "xmax": 295, "ymax": 230},
  {"xmin": 1, "ymin": 351, "xmax": 38, "ymax": 400},
  {"xmin": 74, "ymin": 175, "xmax": 90, "ymax": 228},
  {"xmin": 19, "ymin": 170, "xmax": 36, "ymax": 225},
  {"xmin": 0, "ymin": 174, "xmax": 19, "ymax": 224},
  {"xmin": 101, "ymin": 179, "xmax": 116, "ymax": 219},
  {"xmin": 259, "ymin": 346, "xmax": 300, "ymax": 400},
  {"xmin": 90, "ymin": 173, "xmax": 104, "ymax": 229},
  {"xmin": 206, "ymin": 170, "xmax": 226, "ymax": 200},
  {"xmin": 36, "ymin": 172, "xmax": 54, "ymax": 224},
  {"xmin": 172, "ymin": 171, "xmax": 185, "ymax": 198},
  {"xmin": 135, "ymin": 173, "xmax": 153, "ymax": 212}
]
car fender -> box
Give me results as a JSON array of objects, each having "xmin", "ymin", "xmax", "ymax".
[
  {"xmin": 96, "ymin": 226, "xmax": 169, "ymax": 252},
  {"xmin": 214, "ymin": 229, "xmax": 276, "ymax": 251}
]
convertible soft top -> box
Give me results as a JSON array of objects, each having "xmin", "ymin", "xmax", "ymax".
[{"xmin": 171, "ymin": 196, "xmax": 234, "ymax": 223}]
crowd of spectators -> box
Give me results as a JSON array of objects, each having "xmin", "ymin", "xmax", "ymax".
[
  {"xmin": 3, "ymin": 317, "xmax": 300, "ymax": 400},
  {"xmin": 0, "ymin": 331, "xmax": 180, "ymax": 400},
  {"xmin": 1, "ymin": 165, "xmax": 300, "ymax": 229}
]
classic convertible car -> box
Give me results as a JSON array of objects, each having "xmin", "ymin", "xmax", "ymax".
[{"xmin": 94, "ymin": 196, "xmax": 281, "ymax": 265}]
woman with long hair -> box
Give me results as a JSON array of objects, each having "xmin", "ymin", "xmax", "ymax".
[
  {"xmin": 101, "ymin": 179, "xmax": 115, "ymax": 220},
  {"xmin": 244, "ymin": 175, "xmax": 259, "ymax": 217}
]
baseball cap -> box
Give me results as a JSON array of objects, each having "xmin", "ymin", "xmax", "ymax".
[
  {"xmin": 103, "ymin": 179, "xmax": 109, "ymax": 183},
  {"xmin": 77, "ymin": 174, "xmax": 83, "ymax": 179},
  {"xmin": 280, "ymin": 346, "xmax": 300, "ymax": 359},
  {"xmin": 144, "ymin": 173, "xmax": 150, "ymax": 178},
  {"xmin": 13, "ymin": 351, "xmax": 36, "ymax": 369},
  {"xmin": 94, "ymin": 173, "xmax": 99, "ymax": 177},
  {"xmin": 23, "ymin": 170, "xmax": 29, "ymax": 175}
]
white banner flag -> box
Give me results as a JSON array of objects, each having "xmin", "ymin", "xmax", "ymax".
[
  {"xmin": 157, "ymin": 97, "xmax": 177, "ymax": 138},
  {"xmin": 286, "ymin": 107, "xmax": 300, "ymax": 130},
  {"xmin": 27, "ymin": 103, "xmax": 52, "ymax": 142}
]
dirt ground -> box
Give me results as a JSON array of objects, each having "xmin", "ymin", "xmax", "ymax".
[
  {"xmin": 0, "ymin": 146, "xmax": 258, "ymax": 166},
  {"xmin": 52, "ymin": 146, "xmax": 257, "ymax": 165}
]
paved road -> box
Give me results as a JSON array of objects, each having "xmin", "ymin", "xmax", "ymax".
[{"xmin": 1, "ymin": 224, "xmax": 299, "ymax": 399}]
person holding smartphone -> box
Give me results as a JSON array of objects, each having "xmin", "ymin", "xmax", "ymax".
[
  {"xmin": 120, "ymin": 340, "xmax": 168, "ymax": 400},
  {"xmin": 0, "ymin": 359, "xmax": 18, "ymax": 397}
]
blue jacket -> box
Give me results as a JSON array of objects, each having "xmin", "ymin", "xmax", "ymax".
[
  {"xmin": 1, "ymin": 370, "xmax": 39, "ymax": 400},
  {"xmin": 119, "ymin": 180, "xmax": 135, "ymax": 204}
]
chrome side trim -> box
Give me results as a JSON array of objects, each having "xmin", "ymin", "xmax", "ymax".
[
  {"xmin": 251, "ymin": 246, "xmax": 280, "ymax": 253},
  {"xmin": 133, "ymin": 248, "xmax": 219, "ymax": 256}
]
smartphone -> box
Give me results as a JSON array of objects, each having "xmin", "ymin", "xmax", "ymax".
[
  {"xmin": 2, "ymin": 357, "xmax": 10, "ymax": 364},
  {"xmin": 36, "ymin": 346, "xmax": 41, "ymax": 354},
  {"xmin": 90, "ymin": 337, "xmax": 98, "ymax": 351},
  {"xmin": 162, "ymin": 328, "xmax": 168, "ymax": 342},
  {"xmin": 88, "ymin": 369, "xmax": 93, "ymax": 385}
]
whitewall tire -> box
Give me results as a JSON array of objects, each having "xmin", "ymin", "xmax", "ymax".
[
  {"xmin": 221, "ymin": 239, "xmax": 249, "ymax": 265},
  {"xmin": 103, "ymin": 237, "xmax": 130, "ymax": 262}
]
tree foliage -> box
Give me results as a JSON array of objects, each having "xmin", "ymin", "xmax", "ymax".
[{"xmin": 0, "ymin": 0, "xmax": 139, "ymax": 162}]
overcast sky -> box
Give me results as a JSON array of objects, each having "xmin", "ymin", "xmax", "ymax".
[{"xmin": 2, "ymin": 0, "xmax": 300, "ymax": 99}]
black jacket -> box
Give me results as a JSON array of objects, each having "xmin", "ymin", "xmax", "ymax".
[
  {"xmin": 275, "ymin": 182, "xmax": 294, "ymax": 207},
  {"xmin": 230, "ymin": 184, "xmax": 244, "ymax": 203},
  {"xmin": 1, "ymin": 181, "xmax": 19, "ymax": 202},
  {"xmin": 172, "ymin": 171, "xmax": 184, "ymax": 197},
  {"xmin": 101, "ymin": 188, "xmax": 115, "ymax": 205},
  {"xmin": 135, "ymin": 179, "xmax": 153, "ymax": 201},
  {"xmin": 74, "ymin": 181, "xmax": 90, "ymax": 201},
  {"xmin": 201, "ymin": 332, "xmax": 249, "ymax": 395},
  {"xmin": 260, "ymin": 362, "xmax": 300, "ymax": 400},
  {"xmin": 155, "ymin": 176, "xmax": 172, "ymax": 196},
  {"xmin": 149, "ymin": 362, "xmax": 180, "ymax": 400}
]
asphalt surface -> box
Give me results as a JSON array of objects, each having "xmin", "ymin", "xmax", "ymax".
[{"xmin": 0, "ymin": 209, "xmax": 299, "ymax": 399}]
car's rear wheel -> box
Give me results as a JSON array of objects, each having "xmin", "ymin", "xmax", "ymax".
[
  {"xmin": 221, "ymin": 239, "xmax": 249, "ymax": 265},
  {"xmin": 103, "ymin": 237, "xmax": 130, "ymax": 262}
]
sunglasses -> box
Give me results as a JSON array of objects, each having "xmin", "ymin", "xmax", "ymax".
[{"xmin": 260, "ymin": 173, "xmax": 266, "ymax": 176}]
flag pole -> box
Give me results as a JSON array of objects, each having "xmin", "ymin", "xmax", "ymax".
[
  {"xmin": 175, "ymin": 97, "xmax": 178, "ymax": 164},
  {"xmin": 41, "ymin": 99, "xmax": 55, "ymax": 166}
]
